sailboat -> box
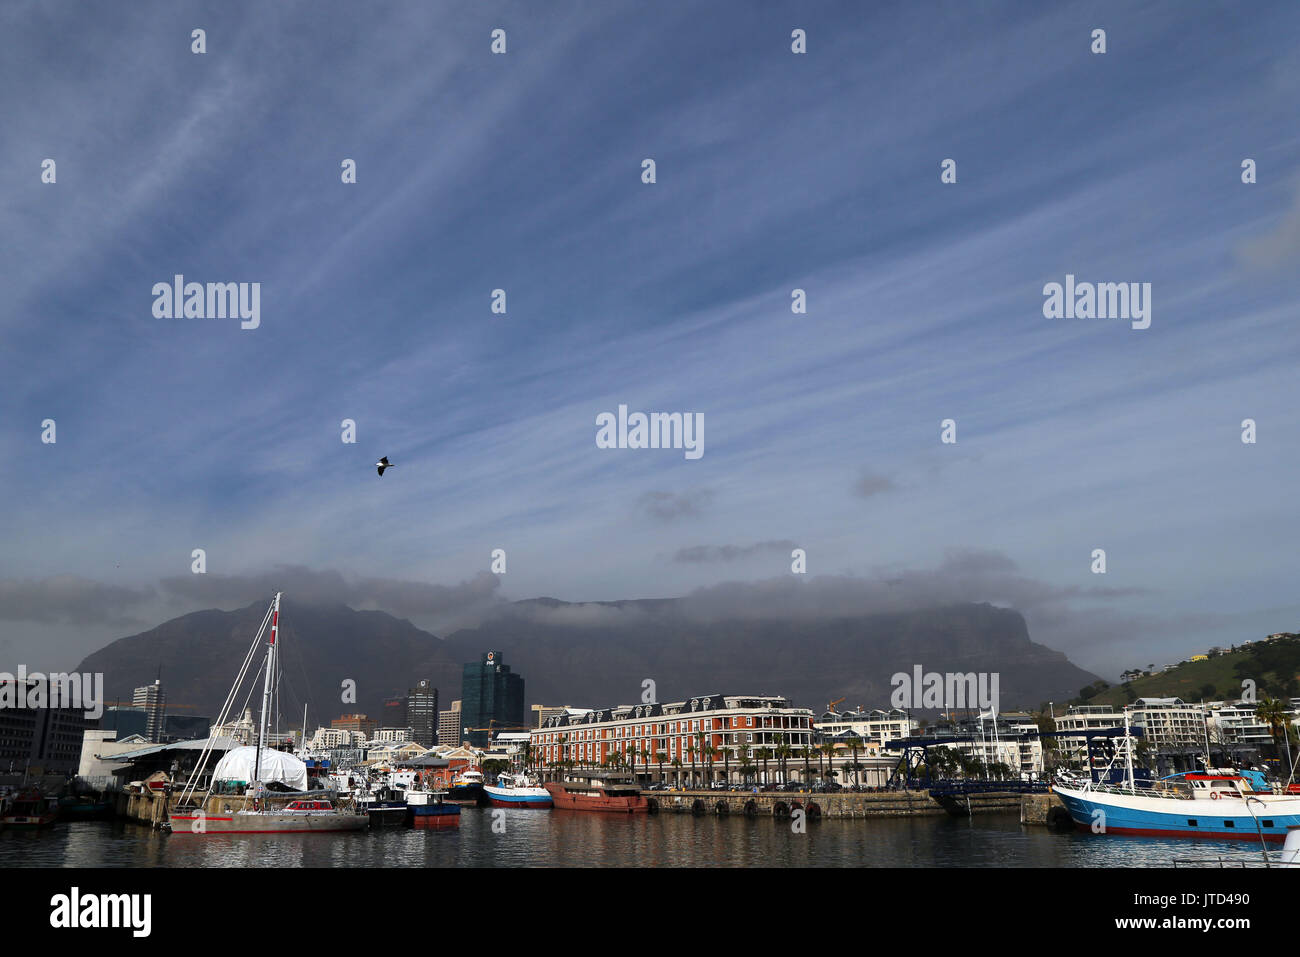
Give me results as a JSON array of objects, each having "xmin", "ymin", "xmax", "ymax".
[{"xmin": 169, "ymin": 593, "xmax": 368, "ymax": 834}]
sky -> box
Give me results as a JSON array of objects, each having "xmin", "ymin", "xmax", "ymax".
[{"xmin": 1, "ymin": 0, "xmax": 1298, "ymax": 679}]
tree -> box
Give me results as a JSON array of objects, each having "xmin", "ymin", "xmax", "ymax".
[
  {"xmin": 846, "ymin": 736, "xmax": 863, "ymax": 787},
  {"xmin": 821, "ymin": 742, "xmax": 836, "ymax": 783},
  {"xmin": 775, "ymin": 743, "xmax": 792, "ymax": 784},
  {"xmin": 1257, "ymin": 696, "xmax": 1295, "ymax": 774}
]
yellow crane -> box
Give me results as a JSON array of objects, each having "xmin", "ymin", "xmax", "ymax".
[{"xmin": 827, "ymin": 696, "xmax": 845, "ymax": 714}]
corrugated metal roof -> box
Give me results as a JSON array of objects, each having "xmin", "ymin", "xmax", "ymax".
[{"xmin": 109, "ymin": 736, "xmax": 241, "ymax": 760}]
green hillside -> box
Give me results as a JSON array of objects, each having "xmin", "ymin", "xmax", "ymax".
[{"xmin": 1071, "ymin": 633, "xmax": 1300, "ymax": 709}]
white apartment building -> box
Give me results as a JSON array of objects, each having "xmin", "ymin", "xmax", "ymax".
[
  {"xmin": 369, "ymin": 727, "xmax": 416, "ymax": 745},
  {"xmin": 814, "ymin": 708, "xmax": 918, "ymax": 749},
  {"xmin": 309, "ymin": 726, "xmax": 367, "ymax": 750}
]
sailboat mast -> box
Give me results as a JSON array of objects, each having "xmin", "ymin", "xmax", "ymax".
[{"xmin": 253, "ymin": 592, "xmax": 281, "ymax": 790}]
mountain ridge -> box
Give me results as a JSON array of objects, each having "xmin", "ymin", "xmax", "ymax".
[{"xmin": 75, "ymin": 596, "xmax": 1101, "ymax": 724}]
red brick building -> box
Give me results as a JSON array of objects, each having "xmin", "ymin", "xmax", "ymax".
[{"xmin": 531, "ymin": 694, "xmax": 814, "ymax": 786}]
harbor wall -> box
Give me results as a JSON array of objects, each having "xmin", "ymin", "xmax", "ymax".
[
  {"xmin": 654, "ymin": 789, "xmax": 1023, "ymax": 819},
  {"xmin": 1019, "ymin": 791, "xmax": 1072, "ymax": 827}
]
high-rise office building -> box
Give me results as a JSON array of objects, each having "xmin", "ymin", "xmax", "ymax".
[
  {"xmin": 133, "ymin": 679, "xmax": 166, "ymax": 743},
  {"xmin": 406, "ymin": 680, "xmax": 438, "ymax": 748},
  {"xmin": 437, "ymin": 700, "xmax": 462, "ymax": 747},
  {"xmin": 461, "ymin": 651, "xmax": 524, "ymax": 747}
]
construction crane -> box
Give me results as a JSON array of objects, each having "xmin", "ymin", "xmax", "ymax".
[
  {"xmin": 826, "ymin": 696, "xmax": 845, "ymax": 714},
  {"xmin": 462, "ymin": 720, "xmax": 532, "ymax": 738},
  {"xmin": 104, "ymin": 700, "xmax": 196, "ymax": 709}
]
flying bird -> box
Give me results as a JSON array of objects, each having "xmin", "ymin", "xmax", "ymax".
[{"xmin": 375, "ymin": 456, "xmax": 394, "ymax": 477}]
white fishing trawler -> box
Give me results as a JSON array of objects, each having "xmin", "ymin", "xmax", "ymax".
[
  {"xmin": 169, "ymin": 593, "xmax": 367, "ymax": 834},
  {"xmin": 1052, "ymin": 711, "xmax": 1300, "ymax": 843}
]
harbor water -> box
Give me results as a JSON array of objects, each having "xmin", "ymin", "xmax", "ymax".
[{"xmin": 3, "ymin": 808, "xmax": 1277, "ymax": 868}]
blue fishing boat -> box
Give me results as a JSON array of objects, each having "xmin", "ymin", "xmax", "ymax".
[
  {"xmin": 1053, "ymin": 716, "xmax": 1300, "ymax": 842},
  {"xmin": 484, "ymin": 772, "xmax": 553, "ymax": 809},
  {"xmin": 406, "ymin": 788, "xmax": 460, "ymax": 829}
]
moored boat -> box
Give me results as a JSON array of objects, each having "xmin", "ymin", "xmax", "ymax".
[
  {"xmin": 484, "ymin": 772, "xmax": 553, "ymax": 809},
  {"xmin": 169, "ymin": 592, "xmax": 368, "ymax": 835},
  {"xmin": 1052, "ymin": 714, "xmax": 1300, "ymax": 842},
  {"xmin": 57, "ymin": 794, "xmax": 113, "ymax": 821},
  {"xmin": 2, "ymin": 789, "xmax": 59, "ymax": 828},
  {"xmin": 446, "ymin": 769, "xmax": 486, "ymax": 805},
  {"xmin": 545, "ymin": 771, "xmax": 648, "ymax": 813},
  {"xmin": 405, "ymin": 788, "xmax": 460, "ymax": 829}
]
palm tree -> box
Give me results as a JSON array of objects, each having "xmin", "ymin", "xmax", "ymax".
[
  {"xmin": 670, "ymin": 757, "xmax": 683, "ymax": 788},
  {"xmin": 801, "ymin": 744, "xmax": 813, "ymax": 788},
  {"xmin": 1257, "ymin": 696, "xmax": 1295, "ymax": 774},
  {"xmin": 687, "ymin": 743, "xmax": 697, "ymax": 789},
  {"xmin": 756, "ymin": 747, "xmax": 772, "ymax": 786},
  {"xmin": 846, "ymin": 736, "xmax": 863, "ymax": 787},
  {"xmin": 821, "ymin": 743, "xmax": 838, "ymax": 785},
  {"xmin": 773, "ymin": 743, "xmax": 788, "ymax": 784},
  {"xmin": 695, "ymin": 730, "xmax": 709, "ymax": 787}
]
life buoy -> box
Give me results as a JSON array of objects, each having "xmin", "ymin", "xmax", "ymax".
[{"xmin": 1210, "ymin": 791, "xmax": 1220, "ymax": 800}]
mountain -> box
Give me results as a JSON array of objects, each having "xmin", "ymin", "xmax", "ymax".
[
  {"xmin": 76, "ymin": 596, "xmax": 1100, "ymax": 725},
  {"xmin": 1078, "ymin": 633, "xmax": 1300, "ymax": 708}
]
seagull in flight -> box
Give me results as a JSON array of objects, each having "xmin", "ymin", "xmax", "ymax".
[{"xmin": 375, "ymin": 456, "xmax": 394, "ymax": 477}]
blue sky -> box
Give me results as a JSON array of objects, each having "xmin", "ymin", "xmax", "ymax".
[{"xmin": 2, "ymin": 0, "xmax": 1298, "ymax": 678}]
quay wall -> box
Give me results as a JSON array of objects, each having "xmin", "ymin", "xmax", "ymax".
[
  {"xmin": 654, "ymin": 789, "xmax": 1024, "ymax": 819},
  {"xmin": 1019, "ymin": 791, "xmax": 1072, "ymax": 828}
]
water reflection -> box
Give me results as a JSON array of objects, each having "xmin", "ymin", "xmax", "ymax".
[{"xmin": 0, "ymin": 810, "xmax": 1276, "ymax": 868}]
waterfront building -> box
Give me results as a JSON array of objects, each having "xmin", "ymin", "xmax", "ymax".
[
  {"xmin": 133, "ymin": 678, "xmax": 166, "ymax": 743},
  {"xmin": 370, "ymin": 727, "xmax": 416, "ymax": 745},
  {"xmin": 77, "ymin": 729, "xmax": 149, "ymax": 783},
  {"xmin": 1206, "ymin": 701, "xmax": 1274, "ymax": 754},
  {"xmin": 461, "ymin": 652, "xmax": 525, "ymax": 747},
  {"xmin": 366, "ymin": 740, "xmax": 427, "ymax": 766},
  {"xmin": 331, "ymin": 713, "xmax": 378, "ymax": 737},
  {"xmin": 309, "ymin": 726, "xmax": 366, "ymax": 750},
  {"xmin": 815, "ymin": 708, "xmax": 918, "ymax": 749},
  {"xmin": 211, "ymin": 709, "xmax": 257, "ymax": 745},
  {"xmin": 406, "ymin": 680, "xmax": 438, "ymax": 748},
  {"xmin": 532, "ymin": 693, "xmax": 815, "ymax": 787},
  {"xmin": 1130, "ymin": 697, "xmax": 1207, "ymax": 752},
  {"xmin": 1052, "ymin": 704, "xmax": 1127, "ymax": 766},
  {"xmin": 531, "ymin": 704, "xmax": 569, "ymax": 728},
  {"xmin": 106, "ymin": 736, "xmax": 240, "ymax": 787},
  {"xmin": 489, "ymin": 731, "xmax": 533, "ymax": 767},
  {"xmin": 437, "ymin": 700, "xmax": 461, "ymax": 747},
  {"xmin": 925, "ymin": 712, "xmax": 1044, "ymax": 779},
  {"xmin": 0, "ymin": 675, "xmax": 93, "ymax": 776}
]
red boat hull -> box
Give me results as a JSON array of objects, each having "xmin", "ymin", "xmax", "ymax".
[{"xmin": 545, "ymin": 783, "xmax": 649, "ymax": 813}]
